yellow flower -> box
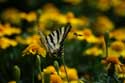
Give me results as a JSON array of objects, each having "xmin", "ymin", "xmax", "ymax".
[
  {"xmin": 42, "ymin": 3, "xmax": 60, "ymax": 14},
  {"xmin": 38, "ymin": 72, "xmax": 63, "ymax": 83},
  {"xmin": 26, "ymin": 35, "xmax": 41, "ymax": 45},
  {"xmin": 60, "ymin": 65, "xmax": 69, "ymax": 72},
  {"xmin": 69, "ymin": 18, "xmax": 88, "ymax": 28},
  {"xmin": 57, "ymin": 14, "xmax": 68, "ymax": 24},
  {"xmin": 114, "ymin": 1, "xmax": 125, "ymax": 16},
  {"xmin": 19, "ymin": 12, "xmax": 27, "ymax": 19},
  {"xmin": 50, "ymin": 74, "xmax": 63, "ymax": 83},
  {"xmin": 23, "ymin": 43, "xmax": 46, "ymax": 57},
  {"xmin": 111, "ymin": 41, "xmax": 124, "ymax": 52},
  {"xmin": 109, "ymin": 41, "xmax": 125, "ymax": 57},
  {"xmin": 16, "ymin": 34, "xmax": 40, "ymax": 45},
  {"xmin": 65, "ymin": 12, "xmax": 89, "ymax": 29},
  {"xmin": 60, "ymin": 65, "xmax": 78, "ymax": 81},
  {"xmin": 110, "ymin": 28, "xmax": 125, "ymax": 41},
  {"xmin": 44, "ymin": 65, "xmax": 56, "ymax": 74},
  {"xmin": 39, "ymin": 65, "xmax": 78, "ymax": 82},
  {"xmin": 66, "ymin": 12, "xmax": 89, "ymax": 28},
  {"xmin": 39, "ymin": 12, "xmax": 60, "ymax": 31},
  {"xmin": 66, "ymin": 12, "xmax": 75, "ymax": 20},
  {"xmin": 82, "ymin": 29, "xmax": 99, "ymax": 43},
  {"xmin": 1, "ymin": 8, "xmax": 21, "ymax": 24},
  {"xmin": 38, "ymin": 66, "xmax": 57, "ymax": 81},
  {"xmin": 8, "ymin": 81, "xmax": 16, "ymax": 83},
  {"xmin": 105, "ymin": 62, "xmax": 122, "ymax": 75},
  {"xmin": 0, "ymin": 23, "xmax": 21, "ymax": 36},
  {"xmin": 116, "ymin": 64, "xmax": 125, "ymax": 78},
  {"xmin": 84, "ymin": 46, "xmax": 103, "ymax": 56},
  {"xmin": 102, "ymin": 55, "xmax": 121, "ymax": 64},
  {"xmin": 107, "ymin": 55, "xmax": 120, "ymax": 64},
  {"xmin": 16, "ymin": 34, "xmax": 41, "ymax": 45},
  {"xmin": 112, "ymin": 0, "xmax": 122, "ymax": 7},
  {"xmin": 0, "ymin": 25, "xmax": 5, "ymax": 36},
  {"xmin": 97, "ymin": 0, "xmax": 111, "ymax": 11},
  {"xmin": 84, "ymin": 35, "xmax": 99, "ymax": 44},
  {"xmin": 20, "ymin": 11, "xmax": 37, "ymax": 22},
  {"xmin": 39, "ymin": 4, "xmax": 60, "ymax": 25},
  {"xmin": 67, "ymin": 68, "xmax": 78, "ymax": 81},
  {"xmin": 74, "ymin": 29, "xmax": 99, "ymax": 43},
  {"xmin": 0, "ymin": 37, "xmax": 17, "ymax": 49},
  {"xmin": 40, "ymin": 4, "xmax": 89, "ymax": 30},
  {"xmin": 102, "ymin": 55, "xmax": 123, "ymax": 75},
  {"xmin": 93, "ymin": 16, "xmax": 114, "ymax": 34},
  {"xmin": 38, "ymin": 65, "xmax": 62, "ymax": 83}
]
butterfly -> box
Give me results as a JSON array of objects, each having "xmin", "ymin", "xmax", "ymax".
[{"xmin": 39, "ymin": 23, "xmax": 71, "ymax": 57}]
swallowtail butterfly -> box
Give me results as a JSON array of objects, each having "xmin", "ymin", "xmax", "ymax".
[{"xmin": 39, "ymin": 23, "xmax": 71, "ymax": 57}]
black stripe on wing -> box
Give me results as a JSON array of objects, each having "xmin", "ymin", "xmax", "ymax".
[
  {"xmin": 46, "ymin": 23, "xmax": 71, "ymax": 48},
  {"xmin": 59, "ymin": 23, "xmax": 71, "ymax": 45},
  {"xmin": 46, "ymin": 34, "xmax": 55, "ymax": 50},
  {"xmin": 56, "ymin": 29, "xmax": 60, "ymax": 42},
  {"xmin": 48, "ymin": 34, "xmax": 55, "ymax": 46}
]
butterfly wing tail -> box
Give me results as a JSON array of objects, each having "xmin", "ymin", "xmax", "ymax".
[
  {"xmin": 60, "ymin": 23, "xmax": 72, "ymax": 45},
  {"xmin": 58, "ymin": 23, "xmax": 71, "ymax": 56}
]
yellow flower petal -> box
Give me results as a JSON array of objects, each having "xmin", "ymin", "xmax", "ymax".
[
  {"xmin": 23, "ymin": 43, "xmax": 46, "ymax": 57},
  {"xmin": 50, "ymin": 74, "xmax": 63, "ymax": 83},
  {"xmin": 8, "ymin": 81, "xmax": 16, "ymax": 83}
]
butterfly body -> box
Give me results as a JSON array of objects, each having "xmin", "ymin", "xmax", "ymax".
[{"xmin": 39, "ymin": 23, "xmax": 71, "ymax": 57}]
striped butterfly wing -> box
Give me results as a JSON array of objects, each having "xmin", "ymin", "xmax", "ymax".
[
  {"xmin": 39, "ymin": 30, "xmax": 49, "ymax": 53},
  {"xmin": 39, "ymin": 23, "xmax": 71, "ymax": 56}
]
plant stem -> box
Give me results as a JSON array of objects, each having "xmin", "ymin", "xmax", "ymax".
[
  {"xmin": 32, "ymin": 67, "xmax": 34, "ymax": 83},
  {"xmin": 42, "ymin": 72, "xmax": 45, "ymax": 83},
  {"xmin": 106, "ymin": 44, "xmax": 108, "ymax": 57},
  {"xmin": 38, "ymin": 66, "xmax": 44, "ymax": 83},
  {"xmin": 61, "ymin": 55, "xmax": 70, "ymax": 83},
  {"xmin": 36, "ymin": 55, "xmax": 43, "ymax": 83},
  {"xmin": 104, "ymin": 31, "xmax": 109, "ymax": 57},
  {"xmin": 54, "ymin": 60, "xmax": 60, "ymax": 76}
]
